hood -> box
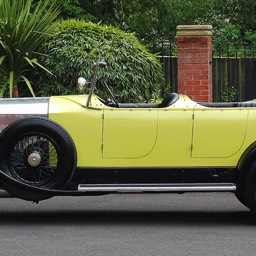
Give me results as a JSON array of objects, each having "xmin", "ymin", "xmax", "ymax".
[{"xmin": 0, "ymin": 97, "xmax": 49, "ymax": 133}]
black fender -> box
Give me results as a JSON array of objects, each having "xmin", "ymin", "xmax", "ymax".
[
  {"xmin": 0, "ymin": 117, "xmax": 77, "ymax": 189},
  {"xmin": 236, "ymin": 142, "xmax": 256, "ymax": 196},
  {"xmin": 0, "ymin": 171, "xmax": 105, "ymax": 202}
]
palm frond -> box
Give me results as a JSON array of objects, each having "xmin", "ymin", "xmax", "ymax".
[
  {"xmin": 21, "ymin": 75, "xmax": 35, "ymax": 97},
  {"xmin": 0, "ymin": 81, "xmax": 7, "ymax": 98},
  {"xmin": 9, "ymin": 71, "xmax": 14, "ymax": 97},
  {"xmin": 0, "ymin": 0, "xmax": 59, "ymax": 97}
]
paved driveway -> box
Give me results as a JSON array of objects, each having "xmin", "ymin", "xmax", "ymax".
[{"xmin": 0, "ymin": 193, "xmax": 255, "ymax": 256}]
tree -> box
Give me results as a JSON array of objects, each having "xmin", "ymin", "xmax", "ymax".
[
  {"xmin": 32, "ymin": 0, "xmax": 90, "ymax": 20},
  {"xmin": 212, "ymin": 0, "xmax": 256, "ymax": 31},
  {"xmin": 195, "ymin": 0, "xmax": 256, "ymax": 52},
  {"xmin": 0, "ymin": 0, "xmax": 59, "ymax": 97},
  {"xmin": 39, "ymin": 0, "xmax": 255, "ymax": 52},
  {"xmin": 76, "ymin": 0, "xmax": 214, "ymax": 49},
  {"xmin": 78, "ymin": 0, "xmax": 256, "ymax": 51}
]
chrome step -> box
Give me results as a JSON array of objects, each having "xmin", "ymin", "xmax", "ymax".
[{"xmin": 78, "ymin": 183, "xmax": 237, "ymax": 193}]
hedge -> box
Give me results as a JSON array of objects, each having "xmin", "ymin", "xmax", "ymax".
[{"xmin": 34, "ymin": 19, "xmax": 164, "ymax": 102}]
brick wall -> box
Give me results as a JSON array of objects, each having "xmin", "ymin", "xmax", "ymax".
[{"xmin": 177, "ymin": 25, "xmax": 212, "ymax": 102}]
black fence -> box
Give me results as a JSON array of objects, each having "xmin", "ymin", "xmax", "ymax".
[
  {"xmin": 212, "ymin": 50, "xmax": 256, "ymax": 102},
  {"xmin": 159, "ymin": 50, "xmax": 256, "ymax": 102},
  {"xmin": 159, "ymin": 56, "xmax": 178, "ymax": 94}
]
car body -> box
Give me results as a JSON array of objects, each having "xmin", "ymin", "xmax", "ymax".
[{"xmin": 0, "ymin": 62, "xmax": 256, "ymax": 211}]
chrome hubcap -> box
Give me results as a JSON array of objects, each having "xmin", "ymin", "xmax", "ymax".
[{"xmin": 27, "ymin": 152, "xmax": 41, "ymax": 167}]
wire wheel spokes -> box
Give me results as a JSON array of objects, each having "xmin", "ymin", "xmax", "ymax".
[{"xmin": 9, "ymin": 134, "xmax": 60, "ymax": 185}]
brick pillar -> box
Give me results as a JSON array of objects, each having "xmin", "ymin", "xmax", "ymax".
[{"xmin": 177, "ymin": 25, "xmax": 212, "ymax": 102}]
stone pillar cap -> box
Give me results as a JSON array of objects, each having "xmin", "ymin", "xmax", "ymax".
[{"xmin": 177, "ymin": 25, "xmax": 212, "ymax": 36}]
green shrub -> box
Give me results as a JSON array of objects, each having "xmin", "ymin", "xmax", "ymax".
[
  {"xmin": 221, "ymin": 86, "xmax": 239, "ymax": 102},
  {"xmin": 34, "ymin": 19, "xmax": 164, "ymax": 102}
]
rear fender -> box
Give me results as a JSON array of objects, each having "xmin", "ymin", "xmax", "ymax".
[{"xmin": 237, "ymin": 142, "xmax": 256, "ymax": 193}]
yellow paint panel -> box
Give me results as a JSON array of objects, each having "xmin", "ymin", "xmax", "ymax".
[
  {"xmin": 49, "ymin": 96, "xmax": 103, "ymax": 166},
  {"xmin": 155, "ymin": 109, "xmax": 194, "ymax": 164},
  {"xmin": 103, "ymin": 108, "xmax": 158, "ymax": 158},
  {"xmin": 192, "ymin": 109, "xmax": 249, "ymax": 157},
  {"xmin": 48, "ymin": 95, "xmax": 253, "ymax": 168}
]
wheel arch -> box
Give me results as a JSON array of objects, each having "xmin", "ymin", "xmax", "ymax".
[
  {"xmin": 0, "ymin": 116, "xmax": 78, "ymax": 195},
  {"xmin": 236, "ymin": 141, "xmax": 256, "ymax": 193},
  {"xmin": 0, "ymin": 116, "xmax": 77, "ymax": 157}
]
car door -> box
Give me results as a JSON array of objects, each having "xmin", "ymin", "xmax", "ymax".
[
  {"xmin": 102, "ymin": 108, "xmax": 158, "ymax": 159},
  {"xmin": 192, "ymin": 108, "xmax": 249, "ymax": 158}
]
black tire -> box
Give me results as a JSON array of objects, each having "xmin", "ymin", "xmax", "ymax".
[
  {"xmin": 235, "ymin": 192, "xmax": 248, "ymax": 208},
  {"xmin": 0, "ymin": 117, "xmax": 77, "ymax": 190},
  {"xmin": 243, "ymin": 161, "xmax": 256, "ymax": 212}
]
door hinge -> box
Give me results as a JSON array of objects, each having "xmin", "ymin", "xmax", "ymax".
[{"xmin": 101, "ymin": 143, "xmax": 104, "ymax": 151}]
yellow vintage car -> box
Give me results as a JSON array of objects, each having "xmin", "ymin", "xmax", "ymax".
[{"xmin": 0, "ymin": 62, "xmax": 256, "ymax": 211}]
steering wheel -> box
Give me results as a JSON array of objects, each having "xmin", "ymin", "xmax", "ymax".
[{"xmin": 104, "ymin": 82, "xmax": 120, "ymax": 108}]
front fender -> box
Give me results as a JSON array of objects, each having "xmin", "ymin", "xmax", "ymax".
[{"xmin": 0, "ymin": 171, "xmax": 105, "ymax": 202}]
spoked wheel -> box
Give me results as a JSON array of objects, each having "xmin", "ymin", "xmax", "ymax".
[
  {"xmin": 9, "ymin": 134, "xmax": 61, "ymax": 186},
  {"xmin": 0, "ymin": 118, "xmax": 77, "ymax": 197}
]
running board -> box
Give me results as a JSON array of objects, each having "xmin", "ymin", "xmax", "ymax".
[{"xmin": 78, "ymin": 183, "xmax": 237, "ymax": 193}]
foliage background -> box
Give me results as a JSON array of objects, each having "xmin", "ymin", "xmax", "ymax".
[
  {"xmin": 42, "ymin": 0, "xmax": 255, "ymax": 52},
  {"xmin": 33, "ymin": 20, "xmax": 163, "ymax": 102},
  {"xmin": 2, "ymin": 0, "xmax": 255, "ymax": 99}
]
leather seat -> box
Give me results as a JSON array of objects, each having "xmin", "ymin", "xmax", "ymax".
[{"xmin": 159, "ymin": 93, "xmax": 179, "ymax": 108}]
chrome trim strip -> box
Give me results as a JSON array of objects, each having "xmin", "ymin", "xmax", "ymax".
[
  {"xmin": 0, "ymin": 97, "xmax": 49, "ymax": 115},
  {"xmin": 0, "ymin": 103, "xmax": 48, "ymax": 115},
  {"xmin": 0, "ymin": 97, "xmax": 49, "ymax": 133},
  {"xmin": 78, "ymin": 183, "xmax": 237, "ymax": 192}
]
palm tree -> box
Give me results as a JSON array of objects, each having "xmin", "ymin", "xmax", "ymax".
[{"xmin": 0, "ymin": 0, "xmax": 59, "ymax": 97}]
